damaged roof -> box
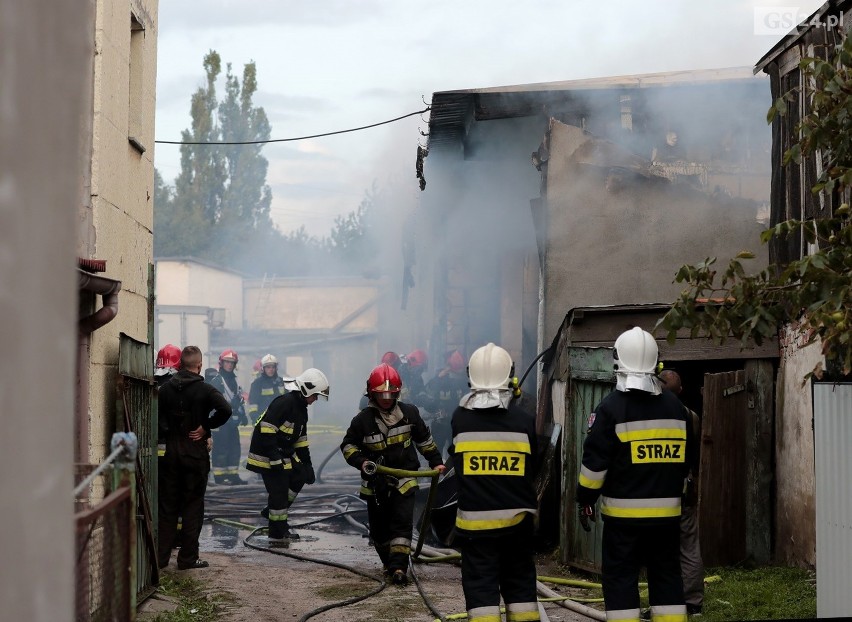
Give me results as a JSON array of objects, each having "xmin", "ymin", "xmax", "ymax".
[{"xmin": 428, "ymin": 67, "xmax": 763, "ymax": 149}]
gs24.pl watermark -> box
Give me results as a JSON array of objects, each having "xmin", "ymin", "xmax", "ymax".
[{"xmin": 754, "ymin": 6, "xmax": 844, "ymax": 35}]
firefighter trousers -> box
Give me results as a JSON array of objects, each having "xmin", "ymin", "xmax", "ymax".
[
  {"xmin": 211, "ymin": 418, "xmax": 241, "ymax": 480},
  {"xmin": 602, "ymin": 521, "xmax": 686, "ymax": 621},
  {"xmin": 458, "ymin": 515, "xmax": 540, "ymax": 622},
  {"xmin": 157, "ymin": 447, "xmax": 210, "ymax": 568},
  {"xmin": 260, "ymin": 469, "xmax": 302, "ymax": 538},
  {"xmin": 366, "ymin": 487, "xmax": 415, "ymax": 572}
]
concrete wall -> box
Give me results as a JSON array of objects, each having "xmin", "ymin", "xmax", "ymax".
[
  {"xmin": 84, "ymin": 0, "xmax": 158, "ymax": 462},
  {"xmin": 775, "ymin": 324, "xmax": 823, "ymax": 568},
  {"xmin": 244, "ymin": 277, "xmax": 380, "ymax": 332},
  {"xmin": 0, "ymin": 1, "xmax": 94, "ymax": 618},
  {"xmin": 541, "ymin": 120, "xmax": 769, "ymax": 344},
  {"xmin": 156, "ymin": 260, "xmax": 244, "ymax": 329}
]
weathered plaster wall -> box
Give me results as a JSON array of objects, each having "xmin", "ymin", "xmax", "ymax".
[
  {"xmin": 542, "ymin": 121, "xmax": 769, "ymax": 344},
  {"xmin": 87, "ymin": 0, "xmax": 158, "ymax": 461},
  {"xmin": 775, "ymin": 325, "xmax": 822, "ymax": 568}
]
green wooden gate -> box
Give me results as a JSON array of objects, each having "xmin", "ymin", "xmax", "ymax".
[
  {"xmin": 117, "ymin": 332, "xmax": 159, "ymax": 601},
  {"xmin": 560, "ymin": 346, "xmax": 615, "ymax": 572}
]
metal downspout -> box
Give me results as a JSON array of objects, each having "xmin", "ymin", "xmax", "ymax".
[{"xmin": 77, "ymin": 268, "xmax": 122, "ymax": 462}]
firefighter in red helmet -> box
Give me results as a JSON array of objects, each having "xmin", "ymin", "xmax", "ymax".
[
  {"xmin": 208, "ymin": 349, "xmax": 249, "ymax": 485},
  {"xmin": 421, "ymin": 349, "xmax": 468, "ymax": 455},
  {"xmin": 341, "ymin": 363, "xmax": 445, "ymax": 585}
]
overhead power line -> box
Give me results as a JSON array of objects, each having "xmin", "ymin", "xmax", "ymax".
[{"xmin": 155, "ymin": 107, "xmax": 431, "ymax": 145}]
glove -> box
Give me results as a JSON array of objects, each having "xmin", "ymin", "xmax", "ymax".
[
  {"xmin": 304, "ymin": 465, "xmax": 316, "ymax": 485},
  {"xmin": 578, "ymin": 503, "xmax": 596, "ymax": 532}
]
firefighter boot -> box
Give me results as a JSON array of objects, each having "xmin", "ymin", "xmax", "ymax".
[
  {"xmin": 391, "ymin": 569, "xmax": 408, "ymax": 586},
  {"xmin": 280, "ymin": 521, "xmax": 300, "ymax": 541}
]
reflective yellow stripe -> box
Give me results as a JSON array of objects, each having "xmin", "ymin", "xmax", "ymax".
[
  {"xmin": 579, "ymin": 474, "xmax": 605, "ymax": 489},
  {"xmin": 261, "ymin": 388, "xmax": 274, "ymax": 395},
  {"xmin": 651, "ymin": 615, "xmax": 686, "ymax": 622},
  {"xmin": 605, "ymin": 608, "xmax": 641, "ymax": 621},
  {"xmin": 398, "ymin": 478, "xmax": 419, "ymax": 495},
  {"xmin": 600, "ymin": 496, "xmax": 681, "ymax": 519},
  {"xmin": 454, "ymin": 440, "xmax": 531, "ymax": 453},
  {"xmin": 248, "ymin": 405, "xmax": 258, "ymax": 413},
  {"xmin": 506, "ymin": 611, "xmax": 540, "ymax": 622},
  {"xmin": 342, "ymin": 446, "xmax": 359, "ymax": 459},
  {"xmin": 456, "ymin": 510, "xmax": 528, "ymax": 531},
  {"xmin": 279, "ymin": 423, "xmax": 294, "ymax": 434},
  {"xmin": 247, "ymin": 457, "xmax": 270, "ymax": 469},
  {"xmin": 615, "ymin": 419, "xmax": 686, "ymax": 442}
]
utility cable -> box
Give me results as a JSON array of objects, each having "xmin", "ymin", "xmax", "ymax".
[{"xmin": 155, "ymin": 107, "xmax": 430, "ymax": 145}]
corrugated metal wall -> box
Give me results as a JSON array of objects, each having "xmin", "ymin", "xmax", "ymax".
[
  {"xmin": 814, "ymin": 382, "xmax": 852, "ymax": 618},
  {"xmin": 560, "ymin": 347, "xmax": 615, "ymax": 571}
]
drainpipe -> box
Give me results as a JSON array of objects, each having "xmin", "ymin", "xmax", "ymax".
[{"xmin": 77, "ymin": 266, "xmax": 122, "ymax": 463}]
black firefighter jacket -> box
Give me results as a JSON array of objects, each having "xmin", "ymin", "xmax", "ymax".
[
  {"xmin": 576, "ymin": 388, "xmax": 696, "ymax": 525},
  {"xmin": 341, "ymin": 402, "xmax": 443, "ymax": 497},
  {"xmin": 248, "ymin": 374, "xmax": 287, "ymax": 421},
  {"xmin": 158, "ymin": 369, "xmax": 232, "ymax": 459},
  {"xmin": 246, "ymin": 391, "xmax": 311, "ymax": 473},
  {"xmin": 449, "ymin": 403, "xmax": 539, "ymax": 536}
]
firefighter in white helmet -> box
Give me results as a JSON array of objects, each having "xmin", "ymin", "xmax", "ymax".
[
  {"xmin": 449, "ymin": 343, "xmax": 540, "ymax": 622},
  {"xmin": 247, "ymin": 368, "xmax": 329, "ymax": 541},
  {"xmin": 248, "ymin": 354, "xmax": 295, "ymax": 424},
  {"xmin": 576, "ymin": 327, "xmax": 695, "ymax": 622}
]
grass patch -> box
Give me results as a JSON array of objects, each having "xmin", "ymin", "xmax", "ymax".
[
  {"xmin": 699, "ymin": 566, "xmax": 816, "ymax": 621},
  {"xmin": 149, "ymin": 573, "xmax": 236, "ymax": 622},
  {"xmin": 546, "ymin": 563, "xmax": 815, "ymax": 621}
]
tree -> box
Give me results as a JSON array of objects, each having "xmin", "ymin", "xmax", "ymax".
[
  {"xmin": 325, "ymin": 184, "xmax": 378, "ymax": 273},
  {"xmin": 657, "ymin": 35, "xmax": 852, "ymax": 377},
  {"xmin": 155, "ymin": 51, "xmax": 274, "ymax": 269}
]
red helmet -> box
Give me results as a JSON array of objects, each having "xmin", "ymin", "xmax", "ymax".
[
  {"xmin": 381, "ymin": 351, "xmax": 401, "ymax": 369},
  {"xmin": 219, "ymin": 349, "xmax": 239, "ymax": 367},
  {"xmin": 406, "ymin": 349, "xmax": 428, "ymax": 370},
  {"xmin": 156, "ymin": 344, "xmax": 181, "ymax": 370},
  {"xmin": 253, "ymin": 359, "xmax": 263, "ymax": 373},
  {"xmin": 367, "ymin": 363, "xmax": 402, "ymax": 396},
  {"xmin": 447, "ymin": 350, "xmax": 465, "ymax": 373}
]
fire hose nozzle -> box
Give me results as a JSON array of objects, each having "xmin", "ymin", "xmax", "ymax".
[{"xmin": 362, "ymin": 461, "xmax": 378, "ymax": 476}]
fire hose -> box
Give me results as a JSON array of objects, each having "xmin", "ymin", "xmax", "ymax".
[{"xmin": 361, "ymin": 461, "xmax": 442, "ymax": 560}]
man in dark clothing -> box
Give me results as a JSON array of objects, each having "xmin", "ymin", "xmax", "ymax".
[
  {"xmin": 421, "ymin": 350, "xmax": 468, "ymax": 456},
  {"xmin": 157, "ymin": 346, "xmax": 231, "ymax": 570},
  {"xmin": 576, "ymin": 328, "xmax": 694, "ymax": 622},
  {"xmin": 247, "ymin": 368, "xmax": 329, "ymax": 541},
  {"xmin": 209, "ymin": 349, "xmax": 249, "ymax": 485},
  {"xmin": 341, "ymin": 363, "xmax": 445, "ymax": 585},
  {"xmin": 660, "ymin": 369, "xmax": 704, "ymax": 616},
  {"xmin": 248, "ymin": 353, "xmax": 291, "ymax": 423},
  {"xmin": 449, "ymin": 343, "xmax": 540, "ymax": 622}
]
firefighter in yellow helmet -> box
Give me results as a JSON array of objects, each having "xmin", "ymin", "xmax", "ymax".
[
  {"xmin": 576, "ymin": 327, "xmax": 695, "ymax": 622},
  {"xmin": 449, "ymin": 343, "xmax": 540, "ymax": 622}
]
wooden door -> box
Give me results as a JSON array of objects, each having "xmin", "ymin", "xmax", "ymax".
[{"xmin": 698, "ymin": 370, "xmax": 748, "ymax": 566}]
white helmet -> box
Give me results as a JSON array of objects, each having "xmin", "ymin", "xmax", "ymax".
[
  {"xmin": 295, "ymin": 368, "xmax": 330, "ymax": 400},
  {"xmin": 613, "ymin": 327, "xmax": 658, "ymax": 374},
  {"xmin": 261, "ymin": 354, "xmax": 278, "ymax": 367},
  {"xmin": 468, "ymin": 343, "xmax": 513, "ymax": 391}
]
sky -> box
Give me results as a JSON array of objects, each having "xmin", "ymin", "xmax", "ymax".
[{"xmin": 154, "ymin": 0, "xmax": 825, "ymax": 237}]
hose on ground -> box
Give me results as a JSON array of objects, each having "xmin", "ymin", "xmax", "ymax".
[
  {"xmin": 537, "ymin": 581, "xmax": 606, "ymax": 621},
  {"xmin": 243, "ymin": 526, "xmax": 387, "ymax": 622}
]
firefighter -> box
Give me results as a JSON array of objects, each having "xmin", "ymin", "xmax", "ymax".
[
  {"xmin": 247, "ymin": 368, "xmax": 329, "ymax": 541},
  {"xmin": 341, "ymin": 363, "xmax": 445, "ymax": 585},
  {"xmin": 248, "ymin": 354, "xmax": 291, "ymax": 424},
  {"xmin": 399, "ymin": 348, "xmax": 428, "ymax": 399},
  {"xmin": 449, "ymin": 343, "xmax": 540, "ymax": 622},
  {"xmin": 209, "ymin": 349, "xmax": 249, "ymax": 485},
  {"xmin": 576, "ymin": 327, "xmax": 694, "ymax": 622},
  {"xmin": 157, "ymin": 346, "xmax": 231, "ymax": 569},
  {"xmin": 422, "ymin": 349, "xmax": 468, "ymax": 455}
]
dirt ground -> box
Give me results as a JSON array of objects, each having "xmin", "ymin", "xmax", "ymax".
[{"xmin": 141, "ymin": 431, "xmax": 593, "ymax": 622}]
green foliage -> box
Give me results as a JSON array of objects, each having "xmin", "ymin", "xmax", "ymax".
[
  {"xmin": 154, "ymin": 50, "xmax": 381, "ymax": 278},
  {"xmin": 659, "ymin": 34, "xmax": 852, "ymax": 377},
  {"xmin": 697, "ymin": 566, "xmax": 816, "ymax": 621}
]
